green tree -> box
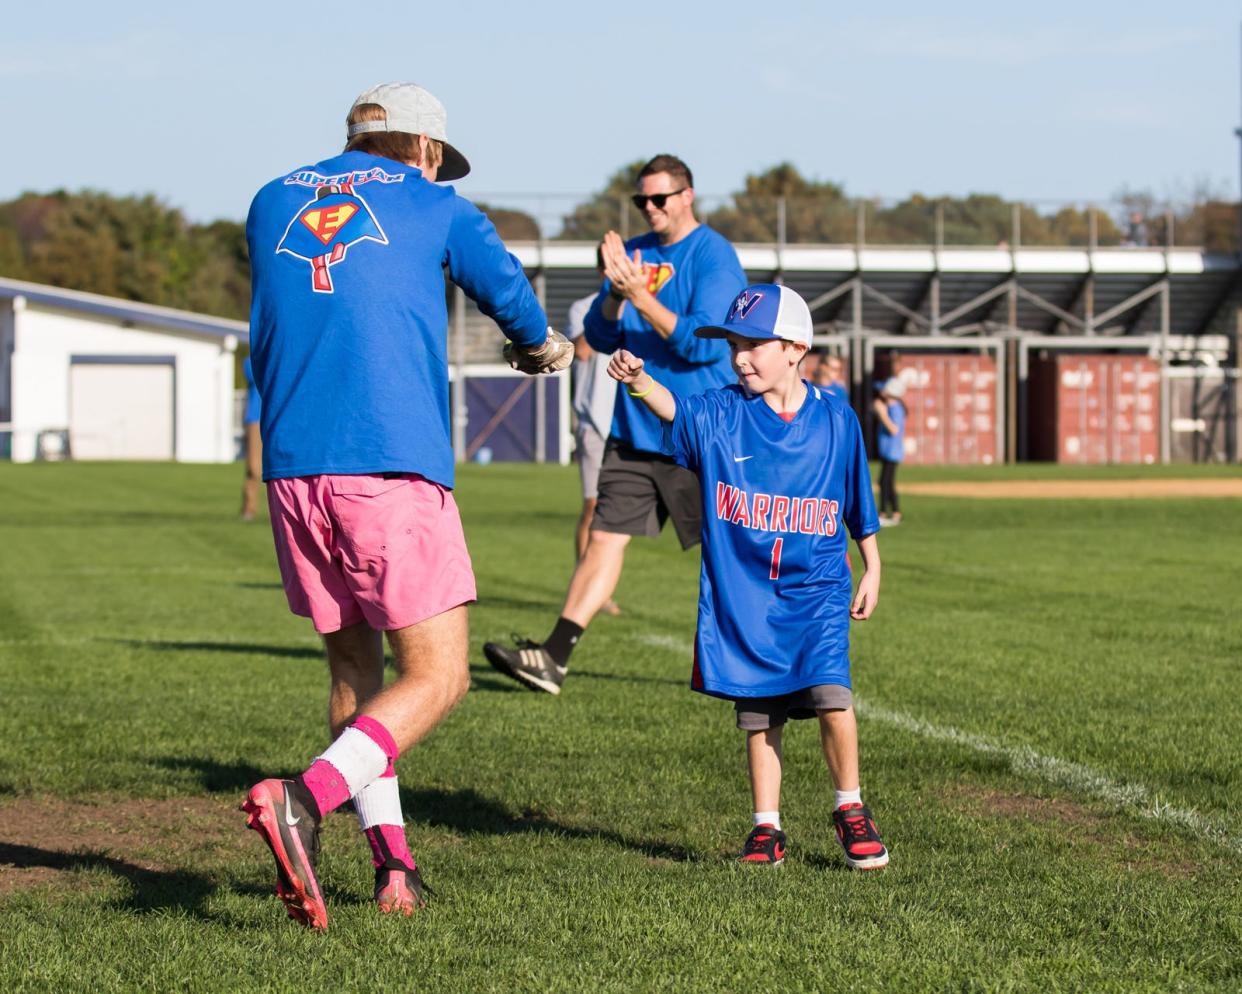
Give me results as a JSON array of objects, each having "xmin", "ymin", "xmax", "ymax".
[
  {"xmin": 707, "ymin": 163, "xmax": 853, "ymax": 243},
  {"xmin": 475, "ymin": 203, "xmax": 542, "ymax": 243},
  {"xmin": 555, "ymin": 161, "xmax": 647, "ymax": 242}
]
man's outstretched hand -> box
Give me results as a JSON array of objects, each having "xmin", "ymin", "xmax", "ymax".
[{"xmin": 504, "ymin": 328, "xmax": 575, "ymax": 375}]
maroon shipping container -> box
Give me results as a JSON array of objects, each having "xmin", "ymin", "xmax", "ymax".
[
  {"xmin": 874, "ymin": 353, "xmax": 998, "ymax": 465},
  {"xmin": 1028, "ymin": 354, "xmax": 1159, "ymax": 464}
]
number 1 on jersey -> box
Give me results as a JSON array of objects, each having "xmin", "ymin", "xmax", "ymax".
[{"xmin": 769, "ymin": 538, "xmax": 783, "ymax": 580}]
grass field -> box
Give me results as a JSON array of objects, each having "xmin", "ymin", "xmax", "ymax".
[{"xmin": 1, "ymin": 461, "xmax": 1240, "ymax": 993}]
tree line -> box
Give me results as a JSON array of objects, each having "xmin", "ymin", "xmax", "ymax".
[{"xmin": 0, "ymin": 166, "xmax": 1234, "ymax": 322}]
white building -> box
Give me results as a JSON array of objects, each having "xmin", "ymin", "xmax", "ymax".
[{"xmin": 0, "ymin": 278, "xmax": 245, "ymax": 462}]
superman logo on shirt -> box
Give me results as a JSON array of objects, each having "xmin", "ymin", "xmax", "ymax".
[
  {"xmin": 643, "ymin": 262, "xmax": 675, "ymax": 294},
  {"xmin": 276, "ymin": 184, "xmax": 388, "ymax": 293}
]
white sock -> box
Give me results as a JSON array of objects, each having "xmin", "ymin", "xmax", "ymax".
[
  {"xmin": 835, "ymin": 788, "xmax": 862, "ymax": 810},
  {"xmin": 754, "ymin": 810, "xmax": 781, "ymax": 830},
  {"xmin": 316, "ymin": 726, "xmax": 389, "ymax": 796},
  {"xmin": 353, "ymin": 774, "xmax": 404, "ymax": 830}
]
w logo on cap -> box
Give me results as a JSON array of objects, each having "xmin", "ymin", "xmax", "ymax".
[{"xmin": 730, "ymin": 290, "xmax": 765, "ymax": 321}]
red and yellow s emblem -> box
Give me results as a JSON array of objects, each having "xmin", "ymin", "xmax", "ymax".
[
  {"xmin": 300, "ymin": 203, "xmax": 360, "ymax": 245},
  {"xmin": 643, "ymin": 262, "xmax": 675, "ymax": 294}
]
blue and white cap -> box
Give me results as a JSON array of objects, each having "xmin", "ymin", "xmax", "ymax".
[{"xmin": 694, "ymin": 283, "xmax": 813, "ymax": 347}]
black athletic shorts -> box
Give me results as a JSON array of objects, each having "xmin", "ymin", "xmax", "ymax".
[{"xmin": 591, "ymin": 439, "xmax": 701, "ymax": 550}]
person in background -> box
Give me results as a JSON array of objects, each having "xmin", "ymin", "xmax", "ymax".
[
  {"xmin": 566, "ymin": 248, "xmax": 620, "ymax": 615},
  {"xmin": 239, "ymin": 356, "xmax": 262, "ymax": 521},
  {"xmin": 812, "ymin": 352, "xmax": 848, "ymax": 401},
  {"xmin": 874, "ymin": 378, "xmax": 906, "ymax": 526}
]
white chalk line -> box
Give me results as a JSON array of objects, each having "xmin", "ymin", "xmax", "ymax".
[{"xmin": 636, "ymin": 633, "xmax": 1242, "ymax": 855}]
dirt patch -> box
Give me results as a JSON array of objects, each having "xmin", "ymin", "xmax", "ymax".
[
  {"xmin": 950, "ymin": 785, "xmax": 1198, "ymax": 879},
  {"xmin": 902, "ymin": 478, "xmax": 1242, "ymax": 500},
  {"xmin": 0, "ymin": 795, "xmax": 252, "ymax": 896}
]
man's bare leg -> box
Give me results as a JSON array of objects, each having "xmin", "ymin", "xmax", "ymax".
[
  {"xmin": 561, "ymin": 529, "xmax": 630, "ymax": 628},
  {"xmin": 323, "ymin": 621, "xmax": 384, "ymax": 736},
  {"xmin": 574, "ymin": 506, "xmax": 621, "ymax": 616}
]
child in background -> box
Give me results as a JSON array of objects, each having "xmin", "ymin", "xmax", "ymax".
[
  {"xmin": 608, "ymin": 284, "xmax": 889, "ymax": 869},
  {"xmin": 874, "ymin": 378, "xmax": 906, "ymax": 526}
]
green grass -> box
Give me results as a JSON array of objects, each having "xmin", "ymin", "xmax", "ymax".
[{"xmin": 0, "ymin": 461, "xmax": 1240, "ymax": 993}]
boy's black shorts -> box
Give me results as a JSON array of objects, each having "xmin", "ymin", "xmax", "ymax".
[
  {"xmin": 734, "ymin": 685, "xmax": 854, "ymax": 730},
  {"xmin": 591, "ymin": 439, "xmax": 701, "ymax": 550}
]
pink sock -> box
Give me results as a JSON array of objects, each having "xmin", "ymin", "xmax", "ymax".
[
  {"xmin": 299, "ymin": 715, "xmax": 399, "ymax": 817},
  {"xmin": 299, "ymin": 759, "xmax": 353, "ymax": 817},
  {"xmin": 364, "ymin": 822, "xmax": 416, "ymax": 870}
]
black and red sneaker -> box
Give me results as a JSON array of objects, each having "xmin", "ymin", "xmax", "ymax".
[
  {"xmin": 374, "ymin": 860, "xmax": 429, "ymax": 916},
  {"xmin": 832, "ymin": 803, "xmax": 889, "ymax": 870},
  {"xmin": 739, "ymin": 823, "xmax": 787, "ymax": 865}
]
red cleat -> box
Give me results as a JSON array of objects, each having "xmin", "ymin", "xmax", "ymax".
[
  {"xmin": 833, "ymin": 803, "xmax": 889, "ymax": 870},
  {"xmin": 241, "ymin": 779, "xmax": 328, "ymax": 929}
]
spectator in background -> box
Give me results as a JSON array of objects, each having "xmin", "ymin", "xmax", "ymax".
[
  {"xmin": 239, "ymin": 356, "xmax": 262, "ymax": 521},
  {"xmin": 1124, "ymin": 212, "xmax": 1149, "ymax": 248},
  {"xmin": 800, "ymin": 348, "xmax": 822, "ymax": 382},
  {"xmin": 566, "ymin": 249, "xmax": 620, "ymax": 616},
  {"xmin": 484, "ymin": 153, "xmax": 746, "ymax": 695},
  {"xmin": 812, "ymin": 352, "xmax": 849, "ymax": 401},
  {"xmin": 874, "ymin": 378, "xmax": 906, "ymax": 526}
]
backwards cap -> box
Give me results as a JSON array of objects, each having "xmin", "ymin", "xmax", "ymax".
[{"xmin": 347, "ymin": 82, "xmax": 470, "ymax": 181}]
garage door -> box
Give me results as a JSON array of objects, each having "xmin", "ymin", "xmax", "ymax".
[{"xmin": 70, "ymin": 360, "xmax": 174, "ymax": 460}]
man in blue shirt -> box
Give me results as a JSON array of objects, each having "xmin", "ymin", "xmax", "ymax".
[
  {"xmin": 239, "ymin": 82, "xmax": 571, "ymax": 929},
  {"xmin": 484, "ymin": 155, "xmax": 746, "ymax": 694}
]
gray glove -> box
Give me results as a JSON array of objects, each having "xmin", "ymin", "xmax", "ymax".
[{"xmin": 503, "ymin": 328, "xmax": 574, "ymax": 375}]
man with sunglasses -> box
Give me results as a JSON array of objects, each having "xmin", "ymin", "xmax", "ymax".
[{"xmin": 484, "ymin": 154, "xmax": 745, "ymax": 694}]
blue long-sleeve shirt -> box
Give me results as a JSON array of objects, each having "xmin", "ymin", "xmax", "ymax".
[
  {"xmin": 246, "ymin": 151, "xmax": 547, "ymax": 486},
  {"xmin": 584, "ymin": 224, "xmax": 745, "ymax": 454}
]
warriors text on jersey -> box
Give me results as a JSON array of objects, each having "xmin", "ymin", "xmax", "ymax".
[{"xmin": 665, "ymin": 383, "xmax": 880, "ymax": 699}]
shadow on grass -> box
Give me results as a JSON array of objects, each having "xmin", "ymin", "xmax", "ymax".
[
  {"xmin": 0, "ymin": 841, "xmax": 217, "ymax": 916},
  {"xmin": 155, "ymin": 756, "xmax": 269, "ymax": 793},
  {"xmin": 0, "ymin": 842, "xmax": 366, "ymax": 920},
  {"xmin": 113, "ymin": 639, "xmax": 322, "ymax": 661},
  {"xmin": 400, "ymin": 785, "xmax": 696, "ymax": 863},
  {"xmin": 236, "ymin": 582, "xmax": 283, "ymax": 591}
]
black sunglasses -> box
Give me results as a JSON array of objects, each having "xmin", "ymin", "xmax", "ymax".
[{"xmin": 631, "ymin": 189, "xmax": 687, "ymax": 210}]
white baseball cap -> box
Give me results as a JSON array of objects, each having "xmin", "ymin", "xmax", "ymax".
[
  {"xmin": 882, "ymin": 377, "xmax": 907, "ymax": 398},
  {"xmin": 694, "ymin": 284, "xmax": 813, "ymax": 347},
  {"xmin": 347, "ymin": 82, "xmax": 471, "ymax": 181}
]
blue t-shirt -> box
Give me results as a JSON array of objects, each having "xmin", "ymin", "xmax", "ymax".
[
  {"xmin": 878, "ymin": 400, "xmax": 906, "ymax": 463},
  {"xmin": 666, "ymin": 383, "xmax": 880, "ymax": 700},
  {"xmin": 246, "ymin": 151, "xmax": 547, "ymax": 485},
  {"xmin": 584, "ymin": 225, "xmax": 745, "ymax": 454},
  {"xmin": 242, "ymin": 357, "xmax": 261, "ymax": 425}
]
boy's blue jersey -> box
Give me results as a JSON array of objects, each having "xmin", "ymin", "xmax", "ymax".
[
  {"xmin": 246, "ymin": 150, "xmax": 547, "ymax": 487},
  {"xmin": 583, "ymin": 225, "xmax": 744, "ymax": 454},
  {"xmin": 665, "ymin": 383, "xmax": 880, "ymax": 699}
]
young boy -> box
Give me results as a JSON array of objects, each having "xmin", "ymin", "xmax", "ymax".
[{"xmin": 607, "ymin": 284, "xmax": 889, "ymax": 869}]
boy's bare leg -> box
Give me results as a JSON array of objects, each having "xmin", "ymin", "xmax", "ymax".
[
  {"xmin": 560, "ymin": 529, "xmax": 630, "ymax": 627},
  {"xmin": 817, "ymin": 706, "xmax": 860, "ymax": 791},
  {"xmin": 746, "ymin": 727, "xmax": 784, "ymax": 813}
]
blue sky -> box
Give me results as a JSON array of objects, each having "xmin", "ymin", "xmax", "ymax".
[{"xmin": 3, "ymin": 0, "xmax": 1238, "ymax": 223}]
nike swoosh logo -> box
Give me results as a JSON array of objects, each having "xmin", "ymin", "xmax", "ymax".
[
  {"xmin": 734, "ymin": 456, "xmax": 753, "ymax": 462},
  {"xmin": 283, "ymin": 786, "xmax": 301, "ymax": 826}
]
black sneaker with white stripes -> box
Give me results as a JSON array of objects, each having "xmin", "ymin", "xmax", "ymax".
[{"xmin": 483, "ymin": 637, "xmax": 566, "ymax": 695}]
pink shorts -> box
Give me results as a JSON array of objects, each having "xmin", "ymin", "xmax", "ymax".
[{"xmin": 267, "ymin": 474, "xmax": 477, "ymax": 634}]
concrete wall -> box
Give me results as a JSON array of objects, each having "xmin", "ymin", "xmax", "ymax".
[{"xmin": 7, "ymin": 296, "xmax": 236, "ymax": 463}]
